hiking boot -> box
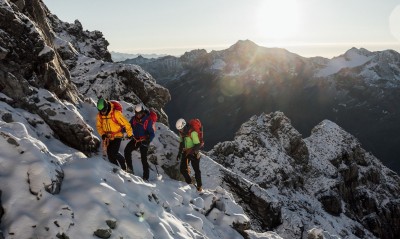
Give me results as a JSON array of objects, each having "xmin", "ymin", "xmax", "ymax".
[
  {"xmin": 196, "ymin": 186, "xmax": 203, "ymax": 192},
  {"xmin": 125, "ymin": 168, "xmax": 134, "ymax": 174}
]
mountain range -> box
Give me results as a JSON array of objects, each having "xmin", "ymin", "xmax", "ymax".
[
  {"xmin": 122, "ymin": 40, "xmax": 400, "ymax": 175},
  {"xmin": 0, "ymin": 0, "xmax": 399, "ymax": 238},
  {"xmin": 111, "ymin": 52, "xmax": 167, "ymax": 62}
]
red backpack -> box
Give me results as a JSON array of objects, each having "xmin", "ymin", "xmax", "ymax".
[
  {"xmin": 109, "ymin": 100, "xmax": 123, "ymax": 125},
  {"xmin": 188, "ymin": 118, "xmax": 204, "ymax": 148},
  {"xmin": 144, "ymin": 110, "xmax": 158, "ymax": 132},
  {"xmin": 133, "ymin": 109, "xmax": 158, "ymax": 132}
]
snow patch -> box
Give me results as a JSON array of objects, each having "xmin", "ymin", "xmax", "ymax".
[{"xmin": 316, "ymin": 49, "xmax": 374, "ymax": 77}]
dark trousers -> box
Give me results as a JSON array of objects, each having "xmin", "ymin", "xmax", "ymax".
[
  {"xmin": 124, "ymin": 140, "xmax": 149, "ymax": 180},
  {"xmin": 180, "ymin": 153, "xmax": 202, "ymax": 188},
  {"xmin": 107, "ymin": 138, "xmax": 126, "ymax": 170}
]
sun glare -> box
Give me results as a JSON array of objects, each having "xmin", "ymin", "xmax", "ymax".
[{"xmin": 256, "ymin": 0, "xmax": 301, "ymax": 39}]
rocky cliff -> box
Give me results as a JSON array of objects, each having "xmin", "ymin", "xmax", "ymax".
[
  {"xmin": 209, "ymin": 112, "xmax": 400, "ymax": 239},
  {"xmin": 0, "ymin": 0, "xmax": 170, "ymax": 156}
]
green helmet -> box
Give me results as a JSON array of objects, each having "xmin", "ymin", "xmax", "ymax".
[{"xmin": 97, "ymin": 98, "xmax": 107, "ymax": 111}]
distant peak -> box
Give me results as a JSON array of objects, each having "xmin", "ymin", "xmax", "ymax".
[
  {"xmin": 180, "ymin": 49, "xmax": 208, "ymax": 62},
  {"xmin": 344, "ymin": 47, "xmax": 372, "ymax": 57},
  {"xmin": 230, "ymin": 40, "xmax": 259, "ymax": 50}
]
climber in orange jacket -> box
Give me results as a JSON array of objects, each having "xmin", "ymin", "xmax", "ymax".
[{"xmin": 96, "ymin": 98, "xmax": 133, "ymax": 170}]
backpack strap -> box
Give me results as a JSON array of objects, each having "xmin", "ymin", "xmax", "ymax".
[
  {"xmin": 98, "ymin": 111, "xmax": 122, "ymax": 138},
  {"xmin": 111, "ymin": 110, "xmax": 121, "ymax": 126},
  {"xmin": 143, "ymin": 118, "xmax": 149, "ymax": 130}
]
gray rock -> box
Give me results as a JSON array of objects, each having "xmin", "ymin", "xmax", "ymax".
[
  {"xmin": 106, "ymin": 219, "xmax": 117, "ymax": 229},
  {"xmin": 93, "ymin": 228, "xmax": 112, "ymax": 239}
]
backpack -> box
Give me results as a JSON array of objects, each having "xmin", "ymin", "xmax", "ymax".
[
  {"xmin": 188, "ymin": 118, "xmax": 204, "ymax": 148},
  {"xmin": 109, "ymin": 100, "xmax": 123, "ymax": 125},
  {"xmin": 144, "ymin": 110, "xmax": 158, "ymax": 132},
  {"xmin": 133, "ymin": 109, "xmax": 158, "ymax": 132}
]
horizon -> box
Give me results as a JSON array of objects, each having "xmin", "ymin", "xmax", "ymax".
[
  {"xmin": 109, "ymin": 41, "xmax": 400, "ymax": 59},
  {"xmin": 43, "ymin": 0, "xmax": 400, "ymax": 58}
]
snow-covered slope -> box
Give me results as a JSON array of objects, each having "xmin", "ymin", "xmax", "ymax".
[
  {"xmin": 315, "ymin": 48, "xmax": 374, "ymax": 77},
  {"xmin": 0, "ymin": 101, "xmax": 275, "ymax": 239},
  {"xmin": 314, "ymin": 47, "xmax": 400, "ymax": 85}
]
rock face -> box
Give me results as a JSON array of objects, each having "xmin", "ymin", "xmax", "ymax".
[
  {"xmin": 69, "ymin": 56, "xmax": 170, "ymax": 124},
  {"xmin": 0, "ymin": 0, "xmax": 170, "ymax": 154},
  {"xmin": 306, "ymin": 120, "xmax": 400, "ymax": 239},
  {"xmin": 209, "ymin": 112, "xmax": 400, "ymax": 239}
]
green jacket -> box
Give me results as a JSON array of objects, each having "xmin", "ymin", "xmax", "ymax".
[{"xmin": 179, "ymin": 131, "xmax": 200, "ymax": 149}]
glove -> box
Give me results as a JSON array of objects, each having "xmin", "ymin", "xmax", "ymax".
[
  {"xmin": 185, "ymin": 149, "xmax": 193, "ymax": 156},
  {"xmin": 101, "ymin": 134, "xmax": 107, "ymax": 140}
]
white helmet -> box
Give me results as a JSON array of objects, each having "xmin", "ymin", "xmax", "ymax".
[
  {"xmin": 176, "ymin": 118, "xmax": 186, "ymax": 130},
  {"xmin": 135, "ymin": 104, "xmax": 143, "ymax": 113}
]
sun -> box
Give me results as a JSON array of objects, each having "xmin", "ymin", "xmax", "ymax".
[{"xmin": 256, "ymin": 0, "xmax": 301, "ymax": 39}]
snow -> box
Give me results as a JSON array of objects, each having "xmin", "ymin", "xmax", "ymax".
[
  {"xmin": 0, "ymin": 99, "xmax": 275, "ymax": 239},
  {"xmin": 70, "ymin": 55, "xmax": 154, "ymax": 101},
  {"xmin": 305, "ymin": 120, "xmax": 359, "ymax": 163},
  {"xmin": 245, "ymin": 230, "xmax": 282, "ymax": 239},
  {"xmin": 38, "ymin": 45, "xmax": 53, "ymax": 56},
  {"xmin": 316, "ymin": 48, "xmax": 374, "ymax": 77}
]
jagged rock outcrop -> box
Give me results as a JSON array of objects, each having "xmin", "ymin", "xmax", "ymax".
[
  {"xmin": 222, "ymin": 172, "xmax": 283, "ymax": 231},
  {"xmin": 306, "ymin": 120, "xmax": 400, "ymax": 239},
  {"xmin": 211, "ymin": 112, "xmax": 309, "ymax": 190},
  {"xmin": 69, "ymin": 56, "xmax": 170, "ymax": 124},
  {"xmin": 0, "ymin": 0, "xmax": 80, "ymax": 103},
  {"xmin": 0, "ymin": 0, "xmax": 98, "ymax": 154},
  {"xmin": 0, "ymin": 0, "xmax": 170, "ymax": 153},
  {"xmin": 209, "ymin": 112, "xmax": 400, "ymax": 239},
  {"xmin": 49, "ymin": 17, "xmax": 112, "ymax": 63}
]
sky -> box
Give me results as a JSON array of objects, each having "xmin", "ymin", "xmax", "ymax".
[{"xmin": 43, "ymin": 0, "xmax": 400, "ymax": 58}]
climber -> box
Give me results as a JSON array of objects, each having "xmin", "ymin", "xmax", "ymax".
[
  {"xmin": 176, "ymin": 118, "xmax": 203, "ymax": 192},
  {"xmin": 96, "ymin": 98, "xmax": 133, "ymax": 171},
  {"xmin": 124, "ymin": 104, "xmax": 156, "ymax": 181}
]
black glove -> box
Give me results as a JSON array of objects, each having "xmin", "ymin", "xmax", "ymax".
[{"xmin": 101, "ymin": 134, "xmax": 107, "ymax": 140}]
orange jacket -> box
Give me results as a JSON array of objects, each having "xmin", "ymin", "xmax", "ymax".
[{"xmin": 96, "ymin": 103, "xmax": 133, "ymax": 139}]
